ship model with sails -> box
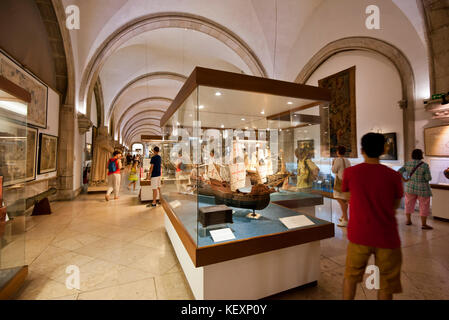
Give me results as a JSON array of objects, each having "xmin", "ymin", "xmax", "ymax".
[{"xmin": 197, "ymin": 162, "xmax": 275, "ymax": 215}]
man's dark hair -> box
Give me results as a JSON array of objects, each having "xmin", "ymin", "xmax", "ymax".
[
  {"xmin": 412, "ymin": 149, "xmax": 424, "ymax": 160},
  {"xmin": 361, "ymin": 133, "xmax": 385, "ymax": 158},
  {"xmin": 154, "ymin": 146, "xmax": 160, "ymax": 153},
  {"xmin": 210, "ymin": 149, "xmax": 215, "ymax": 156},
  {"xmin": 113, "ymin": 150, "xmax": 121, "ymax": 156},
  {"xmin": 337, "ymin": 145, "xmax": 347, "ymax": 156}
]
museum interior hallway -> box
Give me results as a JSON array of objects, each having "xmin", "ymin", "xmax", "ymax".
[{"xmin": 10, "ymin": 174, "xmax": 449, "ymax": 300}]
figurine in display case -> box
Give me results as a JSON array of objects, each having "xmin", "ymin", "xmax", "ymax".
[{"xmin": 295, "ymin": 148, "xmax": 319, "ymax": 190}]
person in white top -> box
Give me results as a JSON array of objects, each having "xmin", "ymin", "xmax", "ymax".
[{"xmin": 332, "ymin": 146, "xmax": 351, "ymax": 227}]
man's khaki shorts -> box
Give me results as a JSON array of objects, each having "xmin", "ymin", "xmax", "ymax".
[{"xmin": 344, "ymin": 242, "xmax": 402, "ymax": 294}]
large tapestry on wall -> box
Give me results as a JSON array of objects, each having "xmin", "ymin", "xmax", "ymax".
[
  {"xmin": 319, "ymin": 66, "xmax": 357, "ymax": 158},
  {"xmin": 0, "ymin": 51, "xmax": 48, "ymax": 128},
  {"xmin": 0, "ymin": 118, "xmax": 37, "ymax": 187}
]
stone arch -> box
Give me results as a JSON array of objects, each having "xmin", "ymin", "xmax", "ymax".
[
  {"xmin": 125, "ymin": 127, "xmax": 162, "ymax": 145},
  {"xmin": 107, "ymin": 71, "xmax": 187, "ymax": 121},
  {"xmin": 122, "ymin": 116, "xmax": 162, "ymax": 140},
  {"xmin": 78, "ymin": 12, "xmax": 268, "ymax": 114},
  {"xmin": 123, "ymin": 121, "xmax": 162, "ymax": 142},
  {"xmin": 116, "ymin": 97, "xmax": 173, "ymax": 134},
  {"xmin": 295, "ymin": 36, "xmax": 416, "ymax": 161}
]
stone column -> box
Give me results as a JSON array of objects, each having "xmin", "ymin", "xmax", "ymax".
[{"xmin": 57, "ymin": 104, "xmax": 76, "ymax": 200}]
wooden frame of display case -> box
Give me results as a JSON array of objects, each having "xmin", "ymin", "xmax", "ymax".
[
  {"xmin": 162, "ymin": 197, "xmax": 333, "ymax": 267},
  {"xmin": 160, "ymin": 67, "xmax": 333, "ymax": 299},
  {"xmin": 160, "ymin": 67, "xmax": 331, "ymax": 127}
]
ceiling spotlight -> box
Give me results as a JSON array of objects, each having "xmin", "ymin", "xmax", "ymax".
[
  {"xmin": 221, "ymin": 124, "xmax": 224, "ymax": 128},
  {"xmin": 176, "ymin": 122, "xmax": 180, "ymax": 126},
  {"xmin": 287, "ymin": 101, "xmax": 293, "ymax": 105},
  {"xmin": 215, "ymin": 92, "xmax": 222, "ymax": 96},
  {"xmin": 241, "ymin": 118, "xmax": 245, "ymax": 121},
  {"xmin": 279, "ymin": 129, "xmax": 282, "ymax": 132},
  {"xmin": 261, "ymin": 110, "xmax": 265, "ymax": 115},
  {"xmin": 198, "ymin": 105, "xmax": 204, "ymax": 109},
  {"xmin": 245, "ymin": 127, "xmax": 248, "ymax": 130}
]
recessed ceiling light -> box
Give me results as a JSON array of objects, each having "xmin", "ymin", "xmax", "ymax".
[
  {"xmin": 241, "ymin": 118, "xmax": 245, "ymax": 121},
  {"xmin": 279, "ymin": 129, "xmax": 282, "ymax": 131},
  {"xmin": 287, "ymin": 101, "xmax": 293, "ymax": 105},
  {"xmin": 176, "ymin": 122, "xmax": 180, "ymax": 126},
  {"xmin": 308, "ymin": 124, "xmax": 312, "ymax": 126},
  {"xmin": 215, "ymin": 92, "xmax": 222, "ymax": 96},
  {"xmin": 221, "ymin": 124, "xmax": 224, "ymax": 128},
  {"xmin": 198, "ymin": 105, "xmax": 204, "ymax": 109},
  {"xmin": 261, "ymin": 110, "xmax": 265, "ymax": 115},
  {"xmin": 245, "ymin": 127, "xmax": 248, "ymax": 130}
]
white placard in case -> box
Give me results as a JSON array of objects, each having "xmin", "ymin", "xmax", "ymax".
[
  {"xmin": 279, "ymin": 215, "xmax": 315, "ymax": 229},
  {"xmin": 169, "ymin": 200, "xmax": 182, "ymax": 208},
  {"xmin": 210, "ymin": 228, "xmax": 236, "ymax": 243}
]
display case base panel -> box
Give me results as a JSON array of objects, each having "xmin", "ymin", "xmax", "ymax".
[
  {"xmin": 165, "ymin": 214, "xmax": 320, "ymax": 300},
  {"xmin": 163, "ymin": 192, "xmax": 323, "ymax": 247}
]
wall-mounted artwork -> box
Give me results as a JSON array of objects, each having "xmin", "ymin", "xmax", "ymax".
[
  {"xmin": 297, "ymin": 140, "xmax": 315, "ymax": 159},
  {"xmin": 380, "ymin": 133, "xmax": 398, "ymax": 160},
  {"xmin": 38, "ymin": 133, "xmax": 57, "ymax": 174},
  {"xmin": 424, "ymin": 125, "xmax": 449, "ymax": 157},
  {"xmin": 0, "ymin": 118, "xmax": 37, "ymax": 186},
  {"xmin": 0, "ymin": 51, "xmax": 48, "ymax": 128},
  {"xmin": 319, "ymin": 66, "xmax": 357, "ymax": 158}
]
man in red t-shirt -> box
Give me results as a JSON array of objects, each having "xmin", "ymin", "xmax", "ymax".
[
  {"xmin": 341, "ymin": 133, "xmax": 404, "ymax": 300},
  {"xmin": 105, "ymin": 150, "xmax": 122, "ymax": 201}
]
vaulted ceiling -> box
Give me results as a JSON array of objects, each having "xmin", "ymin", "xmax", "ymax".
[{"xmin": 61, "ymin": 0, "xmax": 429, "ymax": 147}]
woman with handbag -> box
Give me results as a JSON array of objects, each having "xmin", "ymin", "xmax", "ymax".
[
  {"xmin": 398, "ymin": 149, "xmax": 433, "ymax": 229},
  {"xmin": 332, "ymin": 146, "xmax": 351, "ymax": 227}
]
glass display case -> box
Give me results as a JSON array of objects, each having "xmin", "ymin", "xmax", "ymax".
[
  {"xmin": 139, "ymin": 139, "xmax": 178, "ymax": 201},
  {"xmin": 0, "ymin": 76, "xmax": 30, "ymax": 298},
  {"xmin": 160, "ymin": 68, "xmax": 335, "ymax": 257}
]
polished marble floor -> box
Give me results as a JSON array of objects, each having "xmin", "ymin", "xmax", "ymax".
[{"xmin": 12, "ymin": 177, "xmax": 449, "ymax": 300}]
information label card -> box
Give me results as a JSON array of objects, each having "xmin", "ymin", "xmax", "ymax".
[
  {"xmin": 210, "ymin": 228, "xmax": 236, "ymax": 243},
  {"xmin": 279, "ymin": 215, "xmax": 315, "ymax": 229}
]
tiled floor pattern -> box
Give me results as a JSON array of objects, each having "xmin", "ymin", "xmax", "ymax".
[{"xmin": 12, "ymin": 177, "xmax": 449, "ymax": 300}]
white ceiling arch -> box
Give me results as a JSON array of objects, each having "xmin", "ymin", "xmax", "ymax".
[
  {"xmin": 122, "ymin": 119, "xmax": 162, "ymax": 141},
  {"xmin": 106, "ymin": 71, "xmax": 187, "ymax": 120},
  {"xmin": 115, "ymin": 97, "xmax": 172, "ymax": 136},
  {"xmin": 125, "ymin": 127, "xmax": 162, "ymax": 146},
  {"xmin": 122, "ymin": 116, "xmax": 162, "ymax": 139},
  {"xmin": 79, "ymin": 12, "xmax": 268, "ymax": 116}
]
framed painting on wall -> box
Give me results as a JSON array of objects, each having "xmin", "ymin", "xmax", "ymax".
[
  {"xmin": 380, "ymin": 133, "xmax": 398, "ymax": 160},
  {"xmin": 0, "ymin": 50, "xmax": 48, "ymax": 128},
  {"xmin": 319, "ymin": 66, "xmax": 357, "ymax": 158},
  {"xmin": 0, "ymin": 118, "xmax": 37, "ymax": 187},
  {"xmin": 424, "ymin": 125, "xmax": 449, "ymax": 157},
  {"xmin": 38, "ymin": 133, "xmax": 58, "ymax": 174}
]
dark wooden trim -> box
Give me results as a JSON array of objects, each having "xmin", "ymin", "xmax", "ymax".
[
  {"xmin": 272, "ymin": 197, "xmax": 324, "ymax": 209},
  {"xmin": 267, "ymin": 101, "xmax": 322, "ymax": 120},
  {"xmin": 162, "ymin": 196, "xmax": 334, "ymax": 267},
  {"xmin": 0, "ymin": 76, "xmax": 31, "ymax": 103},
  {"xmin": 195, "ymin": 221, "xmax": 334, "ymax": 267},
  {"xmin": 160, "ymin": 69, "xmax": 198, "ymax": 127},
  {"xmin": 161, "ymin": 197, "xmax": 197, "ymax": 265},
  {"xmin": 141, "ymin": 135, "xmax": 163, "ymax": 140},
  {"xmin": 431, "ymin": 184, "xmax": 449, "ymax": 191},
  {"xmin": 0, "ymin": 265, "xmax": 28, "ymax": 300},
  {"xmin": 161, "ymin": 67, "xmax": 331, "ymax": 127}
]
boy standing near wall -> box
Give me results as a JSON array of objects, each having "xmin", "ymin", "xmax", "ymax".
[{"xmin": 341, "ymin": 133, "xmax": 404, "ymax": 300}]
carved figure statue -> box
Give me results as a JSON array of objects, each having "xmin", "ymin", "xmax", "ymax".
[{"xmin": 90, "ymin": 126, "xmax": 114, "ymax": 184}]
